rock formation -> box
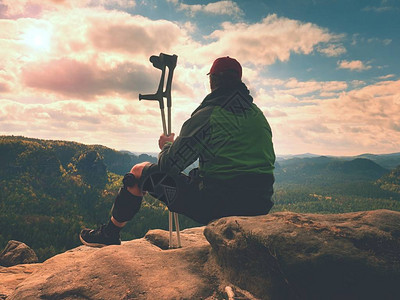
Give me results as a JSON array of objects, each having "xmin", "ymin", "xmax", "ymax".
[
  {"xmin": 0, "ymin": 241, "xmax": 38, "ymax": 267},
  {"xmin": 1, "ymin": 209, "xmax": 399, "ymax": 299},
  {"xmin": 204, "ymin": 209, "xmax": 400, "ymax": 299}
]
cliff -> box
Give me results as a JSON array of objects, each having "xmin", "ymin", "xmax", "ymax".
[{"xmin": 1, "ymin": 210, "xmax": 400, "ymax": 300}]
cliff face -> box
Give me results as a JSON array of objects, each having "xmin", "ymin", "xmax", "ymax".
[{"xmin": 2, "ymin": 210, "xmax": 400, "ymax": 300}]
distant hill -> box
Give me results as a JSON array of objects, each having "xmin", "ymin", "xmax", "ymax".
[
  {"xmin": 276, "ymin": 153, "xmax": 320, "ymax": 160},
  {"xmin": 0, "ymin": 136, "xmax": 157, "ymax": 176},
  {"xmin": 275, "ymin": 156, "xmax": 389, "ymax": 185},
  {"xmin": 277, "ymin": 152, "xmax": 400, "ymax": 170},
  {"xmin": 355, "ymin": 153, "xmax": 400, "ymax": 170}
]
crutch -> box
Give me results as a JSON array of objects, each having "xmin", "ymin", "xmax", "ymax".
[{"xmin": 139, "ymin": 53, "xmax": 181, "ymax": 248}]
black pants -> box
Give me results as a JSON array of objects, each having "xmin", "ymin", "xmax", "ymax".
[{"xmin": 112, "ymin": 164, "xmax": 274, "ymax": 225}]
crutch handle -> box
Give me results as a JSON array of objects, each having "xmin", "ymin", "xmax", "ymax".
[
  {"xmin": 139, "ymin": 93, "xmax": 164, "ymax": 108},
  {"xmin": 139, "ymin": 93, "xmax": 159, "ymax": 100},
  {"xmin": 150, "ymin": 55, "xmax": 164, "ymax": 70}
]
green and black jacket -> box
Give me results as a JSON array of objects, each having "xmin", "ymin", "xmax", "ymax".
[{"xmin": 158, "ymin": 82, "xmax": 275, "ymax": 180}]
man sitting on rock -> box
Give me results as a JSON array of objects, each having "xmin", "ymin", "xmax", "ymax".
[{"xmin": 80, "ymin": 57, "xmax": 276, "ymax": 247}]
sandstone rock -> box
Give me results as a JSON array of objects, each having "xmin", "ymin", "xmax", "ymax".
[
  {"xmin": 5, "ymin": 210, "xmax": 400, "ymax": 300},
  {"xmin": 0, "ymin": 263, "xmax": 41, "ymax": 299},
  {"xmin": 204, "ymin": 209, "xmax": 400, "ymax": 300},
  {"xmin": 144, "ymin": 229, "xmax": 172, "ymax": 250},
  {"xmin": 8, "ymin": 227, "xmax": 224, "ymax": 300},
  {"xmin": 0, "ymin": 240, "xmax": 38, "ymax": 267}
]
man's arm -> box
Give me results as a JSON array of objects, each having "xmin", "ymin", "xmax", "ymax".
[{"xmin": 158, "ymin": 106, "xmax": 214, "ymax": 175}]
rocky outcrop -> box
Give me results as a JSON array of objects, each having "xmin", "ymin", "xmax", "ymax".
[
  {"xmin": 0, "ymin": 241, "xmax": 38, "ymax": 267},
  {"xmin": 6, "ymin": 227, "xmax": 219, "ymax": 300},
  {"xmin": 3, "ymin": 210, "xmax": 400, "ymax": 300},
  {"xmin": 204, "ymin": 209, "xmax": 400, "ymax": 299}
]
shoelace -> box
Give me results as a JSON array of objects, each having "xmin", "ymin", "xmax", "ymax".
[{"xmin": 89, "ymin": 224, "xmax": 105, "ymax": 235}]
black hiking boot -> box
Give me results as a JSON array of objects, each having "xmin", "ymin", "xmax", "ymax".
[{"xmin": 79, "ymin": 224, "xmax": 121, "ymax": 247}]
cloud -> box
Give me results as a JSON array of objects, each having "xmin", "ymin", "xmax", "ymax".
[
  {"xmin": 337, "ymin": 60, "xmax": 372, "ymax": 71},
  {"xmin": 0, "ymin": 1, "xmax": 43, "ymax": 19},
  {"xmin": 263, "ymin": 109, "xmax": 287, "ymax": 118},
  {"xmin": 265, "ymin": 80, "xmax": 400, "ymax": 155},
  {"xmin": 197, "ymin": 14, "xmax": 338, "ymax": 66},
  {"xmin": 0, "ymin": 82, "xmax": 10, "ymax": 92},
  {"xmin": 351, "ymin": 34, "xmax": 393, "ymax": 47},
  {"xmin": 21, "ymin": 58, "xmax": 157, "ymax": 99},
  {"xmin": 383, "ymin": 39, "xmax": 392, "ymax": 45},
  {"xmin": 169, "ymin": 0, "xmax": 243, "ymax": 17},
  {"xmin": 283, "ymin": 78, "xmax": 347, "ymax": 96},
  {"xmin": 363, "ymin": 5, "xmax": 396, "ymax": 12},
  {"xmin": 257, "ymin": 78, "xmax": 348, "ymax": 99},
  {"xmin": 317, "ymin": 43, "xmax": 346, "ymax": 57},
  {"xmin": 0, "ymin": 0, "xmax": 136, "ymax": 18},
  {"xmin": 87, "ymin": 14, "xmax": 184, "ymax": 55},
  {"xmin": 0, "ymin": 8, "xmax": 195, "ymax": 101},
  {"xmin": 19, "ymin": 9, "xmax": 189, "ymax": 59},
  {"xmin": 367, "ymin": 37, "xmax": 392, "ymax": 45},
  {"xmin": 378, "ymin": 74, "xmax": 395, "ymax": 79},
  {"xmin": 95, "ymin": 0, "xmax": 136, "ymax": 9},
  {"xmin": 0, "ymin": 98, "xmax": 161, "ymax": 152},
  {"xmin": 350, "ymin": 80, "xmax": 366, "ymax": 87}
]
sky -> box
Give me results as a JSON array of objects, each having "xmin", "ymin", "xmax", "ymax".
[{"xmin": 0, "ymin": 0, "xmax": 399, "ymax": 156}]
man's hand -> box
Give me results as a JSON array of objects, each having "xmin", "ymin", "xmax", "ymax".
[{"xmin": 159, "ymin": 133, "xmax": 175, "ymax": 150}]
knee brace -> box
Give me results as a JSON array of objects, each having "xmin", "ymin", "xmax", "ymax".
[{"xmin": 111, "ymin": 187, "xmax": 142, "ymax": 223}]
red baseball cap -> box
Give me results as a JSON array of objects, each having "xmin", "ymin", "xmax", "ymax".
[{"xmin": 208, "ymin": 56, "xmax": 242, "ymax": 79}]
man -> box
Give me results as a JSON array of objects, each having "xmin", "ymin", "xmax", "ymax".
[{"xmin": 80, "ymin": 56, "xmax": 276, "ymax": 247}]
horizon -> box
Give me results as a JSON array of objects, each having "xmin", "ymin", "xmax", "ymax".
[
  {"xmin": 3, "ymin": 134, "xmax": 400, "ymax": 159},
  {"xmin": 0, "ymin": 1, "xmax": 399, "ymax": 156}
]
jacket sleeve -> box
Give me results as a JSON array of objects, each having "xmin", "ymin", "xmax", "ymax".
[{"xmin": 158, "ymin": 106, "xmax": 213, "ymax": 175}]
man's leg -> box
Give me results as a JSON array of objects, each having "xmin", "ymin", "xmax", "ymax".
[
  {"xmin": 79, "ymin": 162, "xmax": 150, "ymax": 247},
  {"xmin": 80, "ymin": 162, "xmax": 218, "ymax": 248},
  {"xmin": 139, "ymin": 165, "xmax": 215, "ymax": 225}
]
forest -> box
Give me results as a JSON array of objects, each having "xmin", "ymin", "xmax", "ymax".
[
  {"xmin": 0, "ymin": 136, "xmax": 199, "ymax": 261},
  {"xmin": 272, "ymin": 154, "xmax": 400, "ymax": 213},
  {"xmin": 1, "ymin": 135, "xmax": 399, "ymax": 261}
]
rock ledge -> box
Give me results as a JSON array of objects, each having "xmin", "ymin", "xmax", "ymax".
[{"xmin": 2, "ymin": 209, "xmax": 399, "ymax": 300}]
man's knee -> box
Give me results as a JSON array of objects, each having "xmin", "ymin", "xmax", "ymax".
[
  {"xmin": 130, "ymin": 161, "xmax": 152, "ymax": 178},
  {"xmin": 126, "ymin": 162, "xmax": 153, "ymax": 196}
]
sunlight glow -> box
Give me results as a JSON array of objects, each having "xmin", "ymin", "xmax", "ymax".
[{"xmin": 21, "ymin": 27, "xmax": 52, "ymax": 51}]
